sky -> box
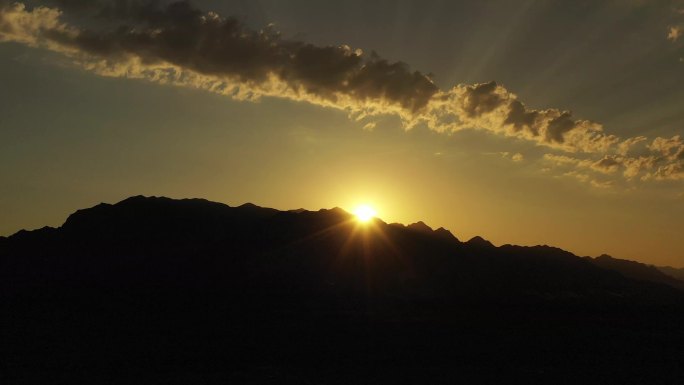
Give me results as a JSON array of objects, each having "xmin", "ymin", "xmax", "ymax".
[{"xmin": 1, "ymin": 0, "xmax": 683, "ymax": 266}]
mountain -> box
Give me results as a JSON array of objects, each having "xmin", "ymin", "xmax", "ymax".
[
  {"xmin": 466, "ymin": 235, "xmax": 495, "ymax": 248},
  {"xmin": 658, "ymin": 265, "xmax": 684, "ymax": 282},
  {"xmin": 2, "ymin": 196, "xmax": 684, "ymax": 384},
  {"xmin": 400, "ymin": 221, "xmax": 459, "ymax": 241},
  {"xmin": 589, "ymin": 254, "xmax": 684, "ymax": 290}
]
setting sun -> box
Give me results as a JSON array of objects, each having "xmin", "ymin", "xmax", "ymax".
[{"xmin": 353, "ymin": 205, "xmax": 377, "ymax": 222}]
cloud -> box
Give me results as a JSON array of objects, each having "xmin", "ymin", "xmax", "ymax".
[
  {"xmin": 622, "ymin": 156, "xmax": 657, "ymax": 180},
  {"xmin": 543, "ymin": 147, "xmax": 683, "ymax": 183},
  {"xmin": 617, "ymin": 136, "xmax": 647, "ymax": 156},
  {"xmin": 668, "ymin": 26, "xmax": 682, "ymax": 41},
  {"xmin": 650, "ymin": 162, "xmax": 684, "ymax": 181},
  {"xmin": 557, "ymin": 169, "xmax": 613, "ymax": 190},
  {"xmin": 362, "ymin": 122, "xmax": 376, "ymax": 131},
  {"xmin": 1, "ymin": 1, "xmax": 439, "ymax": 120},
  {"xmin": 648, "ymin": 135, "xmax": 684, "ymax": 160},
  {"xmin": 591, "ymin": 156, "xmax": 620, "ymax": 174},
  {"xmin": 543, "ymin": 154, "xmax": 593, "ymax": 168},
  {"xmin": 497, "ymin": 152, "xmax": 524, "ymax": 162},
  {"xmin": 590, "ymin": 179, "xmax": 613, "ymax": 189},
  {"xmin": 0, "ymin": 2, "xmax": 77, "ymax": 48},
  {"xmin": 668, "ymin": 6, "xmax": 684, "ymax": 47},
  {"xmin": 0, "ymin": 1, "xmax": 682, "ymax": 187},
  {"xmin": 423, "ymin": 81, "xmax": 620, "ymax": 154},
  {"xmin": 511, "ymin": 153, "xmax": 524, "ymax": 162},
  {"xmin": 563, "ymin": 170, "xmax": 590, "ymax": 183}
]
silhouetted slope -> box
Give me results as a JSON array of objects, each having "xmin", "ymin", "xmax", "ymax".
[
  {"xmin": 589, "ymin": 254, "xmax": 684, "ymax": 290},
  {"xmin": 2, "ymin": 196, "xmax": 684, "ymax": 384},
  {"xmin": 658, "ymin": 265, "xmax": 684, "ymax": 282},
  {"xmin": 466, "ymin": 235, "xmax": 495, "ymax": 249},
  {"xmin": 406, "ymin": 221, "xmax": 433, "ymax": 234},
  {"xmin": 434, "ymin": 226, "xmax": 458, "ymax": 241},
  {"xmin": 1, "ymin": 195, "xmax": 682, "ymax": 308},
  {"xmin": 2, "ymin": 195, "xmax": 678, "ymax": 303}
]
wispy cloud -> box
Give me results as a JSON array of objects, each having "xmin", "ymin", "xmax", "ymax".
[
  {"xmin": 496, "ymin": 152, "xmax": 524, "ymax": 163},
  {"xmin": 668, "ymin": 4, "xmax": 684, "ymax": 51},
  {"xmin": 543, "ymin": 135, "xmax": 684, "ymax": 184},
  {"xmin": 668, "ymin": 25, "xmax": 682, "ymax": 41},
  {"xmin": 0, "ymin": 1, "xmax": 682, "ymax": 187}
]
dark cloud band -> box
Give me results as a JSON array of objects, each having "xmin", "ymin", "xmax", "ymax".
[{"xmin": 1, "ymin": 0, "xmax": 682, "ymax": 184}]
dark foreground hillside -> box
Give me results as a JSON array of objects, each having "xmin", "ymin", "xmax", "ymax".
[{"xmin": 2, "ymin": 196, "xmax": 684, "ymax": 384}]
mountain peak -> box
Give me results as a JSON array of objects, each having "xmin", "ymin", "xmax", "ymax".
[
  {"xmin": 326, "ymin": 207, "xmax": 350, "ymax": 216},
  {"xmin": 407, "ymin": 221, "xmax": 433, "ymax": 234},
  {"xmin": 120, "ymin": 194, "xmax": 148, "ymax": 202},
  {"xmin": 4, "ymin": 195, "xmax": 684, "ymax": 383},
  {"xmin": 238, "ymin": 202, "xmax": 259, "ymax": 208},
  {"xmin": 466, "ymin": 236, "xmax": 495, "ymax": 248},
  {"xmin": 435, "ymin": 227, "xmax": 459, "ymax": 242},
  {"xmin": 117, "ymin": 195, "xmax": 174, "ymax": 206},
  {"xmin": 590, "ymin": 254, "xmax": 684, "ymax": 289}
]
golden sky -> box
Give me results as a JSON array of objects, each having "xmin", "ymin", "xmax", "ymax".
[{"xmin": 1, "ymin": 0, "xmax": 683, "ymax": 266}]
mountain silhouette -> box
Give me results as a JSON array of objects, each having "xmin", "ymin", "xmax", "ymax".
[
  {"xmin": 658, "ymin": 265, "xmax": 684, "ymax": 282},
  {"xmin": 2, "ymin": 195, "xmax": 684, "ymax": 384},
  {"xmin": 465, "ymin": 235, "xmax": 496, "ymax": 249},
  {"xmin": 589, "ymin": 254, "xmax": 684, "ymax": 290}
]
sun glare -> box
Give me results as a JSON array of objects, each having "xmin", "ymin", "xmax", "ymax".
[{"xmin": 353, "ymin": 205, "xmax": 377, "ymax": 223}]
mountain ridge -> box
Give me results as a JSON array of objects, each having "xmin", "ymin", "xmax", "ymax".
[
  {"xmin": 4, "ymin": 195, "xmax": 684, "ymax": 383},
  {"xmin": 4, "ymin": 195, "xmax": 682, "ymax": 274},
  {"xmin": 2, "ymin": 195, "xmax": 683, "ymax": 296}
]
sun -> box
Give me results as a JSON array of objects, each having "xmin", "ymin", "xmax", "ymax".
[{"xmin": 353, "ymin": 204, "xmax": 377, "ymax": 223}]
